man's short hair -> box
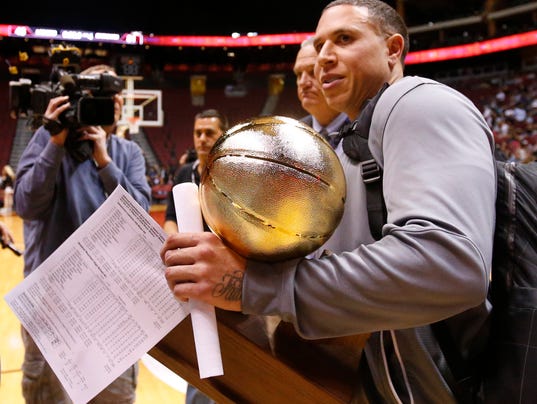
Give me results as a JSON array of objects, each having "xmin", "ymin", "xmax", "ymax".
[{"xmin": 195, "ymin": 109, "xmax": 229, "ymax": 132}]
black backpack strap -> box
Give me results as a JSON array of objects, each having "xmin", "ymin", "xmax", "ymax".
[{"xmin": 341, "ymin": 83, "xmax": 389, "ymax": 240}]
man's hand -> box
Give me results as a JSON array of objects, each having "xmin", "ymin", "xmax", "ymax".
[
  {"xmin": 160, "ymin": 231, "xmax": 246, "ymax": 311},
  {"xmin": 79, "ymin": 126, "xmax": 111, "ymax": 168},
  {"xmin": 44, "ymin": 95, "xmax": 70, "ymax": 143}
]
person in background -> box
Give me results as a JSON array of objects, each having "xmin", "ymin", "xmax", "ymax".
[
  {"xmin": 0, "ymin": 220, "xmax": 15, "ymax": 248},
  {"xmin": 163, "ymin": 108, "xmax": 228, "ymax": 404},
  {"xmin": 1, "ymin": 164, "xmax": 16, "ymax": 209},
  {"xmin": 1, "ymin": 164, "xmax": 15, "ymax": 189},
  {"xmin": 294, "ymin": 36, "xmax": 349, "ymax": 149},
  {"xmin": 178, "ymin": 147, "xmax": 198, "ymax": 167},
  {"xmin": 163, "ymin": 109, "xmax": 228, "ymax": 234},
  {"xmin": 0, "ymin": 219, "xmax": 22, "ymax": 255},
  {"xmin": 14, "ymin": 63, "xmax": 150, "ymax": 403},
  {"xmin": 160, "ymin": 1, "xmax": 496, "ymax": 403}
]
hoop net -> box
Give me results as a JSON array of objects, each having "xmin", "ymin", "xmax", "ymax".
[{"xmin": 127, "ymin": 116, "xmax": 140, "ymax": 134}]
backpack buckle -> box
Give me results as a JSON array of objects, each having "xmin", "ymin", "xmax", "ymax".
[{"xmin": 361, "ymin": 159, "xmax": 381, "ymax": 183}]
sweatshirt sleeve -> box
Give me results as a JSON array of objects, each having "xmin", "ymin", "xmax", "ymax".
[
  {"xmin": 99, "ymin": 140, "xmax": 151, "ymax": 212},
  {"xmin": 13, "ymin": 127, "xmax": 66, "ymax": 220}
]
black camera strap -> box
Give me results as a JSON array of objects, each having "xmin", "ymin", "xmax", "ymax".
[{"xmin": 42, "ymin": 116, "xmax": 64, "ymax": 136}]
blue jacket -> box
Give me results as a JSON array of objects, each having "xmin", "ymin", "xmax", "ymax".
[{"xmin": 14, "ymin": 126, "xmax": 151, "ymax": 277}]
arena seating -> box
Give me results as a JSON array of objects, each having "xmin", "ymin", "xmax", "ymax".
[
  {"xmin": 143, "ymin": 78, "xmax": 303, "ymax": 168},
  {"xmin": 0, "ymin": 82, "xmax": 19, "ymax": 167}
]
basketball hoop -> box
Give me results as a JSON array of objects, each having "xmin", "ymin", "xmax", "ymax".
[{"xmin": 127, "ymin": 116, "xmax": 140, "ymax": 134}]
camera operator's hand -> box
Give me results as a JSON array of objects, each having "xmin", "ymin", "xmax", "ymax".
[
  {"xmin": 44, "ymin": 96, "xmax": 70, "ymax": 145},
  {"xmin": 80, "ymin": 126, "xmax": 112, "ymax": 169}
]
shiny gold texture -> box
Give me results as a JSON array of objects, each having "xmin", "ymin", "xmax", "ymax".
[{"xmin": 199, "ymin": 115, "xmax": 346, "ymax": 261}]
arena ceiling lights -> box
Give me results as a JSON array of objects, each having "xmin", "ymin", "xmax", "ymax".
[{"xmin": 1, "ymin": 23, "xmax": 537, "ymax": 64}]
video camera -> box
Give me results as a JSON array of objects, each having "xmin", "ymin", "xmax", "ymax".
[
  {"xmin": 8, "ymin": 45, "xmax": 124, "ymax": 161},
  {"xmin": 36, "ymin": 70, "xmax": 121, "ymax": 127}
]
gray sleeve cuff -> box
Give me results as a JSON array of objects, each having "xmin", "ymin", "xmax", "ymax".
[{"xmin": 242, "ymin": 258, "xmax": 301, "ymax": 320}]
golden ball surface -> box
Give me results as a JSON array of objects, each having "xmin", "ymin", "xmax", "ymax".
[{"xmin": 199, "ymin": 115, "xmax": 346, "ymax": 261}]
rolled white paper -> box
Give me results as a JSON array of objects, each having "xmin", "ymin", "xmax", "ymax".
[{"xmin": 172, "ymin": 182, "xmax": 223, "ymax": 378}]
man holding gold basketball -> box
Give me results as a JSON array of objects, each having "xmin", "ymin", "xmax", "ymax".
[{"xmin": 161, "ymin": 1, "xmax": 495, "ymax": 403}]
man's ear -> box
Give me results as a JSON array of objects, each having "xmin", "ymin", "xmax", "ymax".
[{"xmin": 386, "ymin": 33, "xmax": 404, "ymax": 65}]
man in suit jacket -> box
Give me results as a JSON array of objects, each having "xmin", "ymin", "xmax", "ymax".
[{"xmin": 294, "ymin": 37, "xmax": 349, "ymax": 149}]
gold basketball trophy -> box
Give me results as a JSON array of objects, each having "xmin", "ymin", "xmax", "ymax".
[{"xmin": 199, "ymin": 115, "xmax": 346, "ymax": 261}]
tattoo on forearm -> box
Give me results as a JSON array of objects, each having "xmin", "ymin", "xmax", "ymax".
[{"xmin": 213, "ymin": 270, "xmax": 243, "ymax": 301}]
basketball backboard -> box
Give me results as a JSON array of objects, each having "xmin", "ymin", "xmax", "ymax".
[{"xmin": 117, "ymin": 76, "xmax": 163, "ymax": 133}]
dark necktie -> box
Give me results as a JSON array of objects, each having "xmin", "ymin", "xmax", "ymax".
[{"xmin": 320, "ymin": 127, "xmax": 341, "ymax": 149}]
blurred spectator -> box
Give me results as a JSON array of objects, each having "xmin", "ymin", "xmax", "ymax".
[
  {"xmin": 148, "ymin": 150, "xmax": 198, "ymax": 204},
  {"xmin": 1, "ymin": 164, "xmax": 15, "ymax": 190},
  {"xmin": 178, "ymin": 148, "xmax": 197, "ymax": 167},
  {"xmin": 0, "ymin": 220, "xmax": 15, "ymax": 248},
  {"xmin": 476, "ymin": 71, "xmax": 537, "ymax": 162},
  {"xmin": 1, "ymin": 165, "xmax": 15, "ymax": 209}
]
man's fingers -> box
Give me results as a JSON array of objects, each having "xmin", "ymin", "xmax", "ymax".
[{"xmin": 160, "ymin": 232, "xmax": 201, "ymax": 262}]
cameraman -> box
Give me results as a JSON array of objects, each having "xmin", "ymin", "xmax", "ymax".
[{"xmin": 13, "ymin": 64, "xmax": 150, "ymax": 404}]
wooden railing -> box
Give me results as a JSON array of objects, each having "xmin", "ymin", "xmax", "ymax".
[{"xmin": 149, "ymin": 309, "xmax": 370, "ymax": 403}]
